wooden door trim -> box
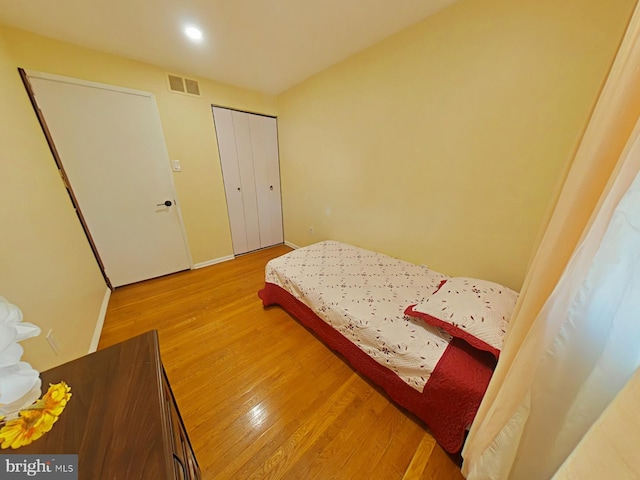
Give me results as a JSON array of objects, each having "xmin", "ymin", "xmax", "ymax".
[{"xmin": 19, "ymin": 67, "xmax": 113, "ymax": 290}]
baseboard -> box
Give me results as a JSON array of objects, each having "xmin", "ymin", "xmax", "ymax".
[
  {"xmin": 284, "ymin": 241, "xmax": 301, "ymax": 249},
  {"xmin": 194, "ymin": 255, "xmax": 235, "ymax": 269},
  {"xmin": 89, "ymin": 287, "xmax": 111, "ymax": 353}
]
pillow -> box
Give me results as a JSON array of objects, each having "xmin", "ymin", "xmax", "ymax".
[{"xmin": 405, "ymin": 277, "xmax": 518, "ymax": 358}]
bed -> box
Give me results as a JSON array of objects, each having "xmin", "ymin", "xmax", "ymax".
[{"xmin": 259, "ymin": 241, "xmax": 514, "ymax": 453}]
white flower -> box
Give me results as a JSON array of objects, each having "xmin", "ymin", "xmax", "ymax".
[
  {"xmin": 0, "ymin": 298, "xmax": 42, "ymax": 416},
  {"xmin": 0, "ymin": 363, "xmax": 41, "ymax": 416},
  {"xmin": 0, "ymin": 297, "xmax": 41, "ymax": 342}
]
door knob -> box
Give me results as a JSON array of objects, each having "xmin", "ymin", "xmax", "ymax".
[
  {"xmin": 270, "ymin": 185, "xmax": 273, "ymax": 191},
  {"xmin": 157, "ymin": 200, "xmax": 172, "ymax": 207},
  {"xmin": 237, "ymin": 187, "xmax": 241, "ymax": 191}
]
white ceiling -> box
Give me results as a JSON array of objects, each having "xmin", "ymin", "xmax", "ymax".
[{"xmin": 0, "ymin": 0, "xmax": 457, "ymax": 94}]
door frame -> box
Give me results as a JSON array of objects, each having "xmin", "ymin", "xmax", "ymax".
[{"xmin": 20, "ymin": 69, "xmax": 193, "ymax": 286}]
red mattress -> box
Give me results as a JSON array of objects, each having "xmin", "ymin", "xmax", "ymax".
[{"xmin": 259, "ymin": 282, "xmax": 496, "ymax": 454}]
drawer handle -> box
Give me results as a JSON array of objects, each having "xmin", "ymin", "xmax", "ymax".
[{"xmin": 174, "ymin": 453, "xmax": 188, "ymax": 479}]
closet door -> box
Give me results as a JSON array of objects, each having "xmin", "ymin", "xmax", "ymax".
[
  {"xmin": 213, "ymin": 107, "xmax": 283, "ymax": 255},
  {"xmin": 214, "ymin": 108, "xmax": 256, "ymax": 254},
  {"xmin": 250, "ymin": 115, "xmax": 284, "ymax": 248},
  {"xmin": 231, "ymin": 111, "xmax": 262, "ymax": 252}
]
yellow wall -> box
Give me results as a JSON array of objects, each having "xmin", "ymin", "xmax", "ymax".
[
  {"xmin": 1, "ymin": 24, "xmax": 278, "ymax": 265},
  {"xmin": 0, "ymin": 24, "xmax": 277, "ymax": 370},
  {"xmin": 277, "ymin": 0, "xmax": 635, "ymax": 290},
  {"xmin": 0, "ymin": 0, "xmax": 633, "ymax": 369},
  {"xmin": 0, "ymin": 32, "xmax": 107, "ymax": 371}
]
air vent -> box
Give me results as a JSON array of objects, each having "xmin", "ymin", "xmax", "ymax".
[
  {"xmin": 166, "ymin": 74, "xmax": 201, "ymax": 97},
  {"xmin": 168, "ymin": 74, "xmax": 185, "ymax": 93},
  {"xmin": 184, "ymin": 78, "xmax": 200, "ymax": 96}
]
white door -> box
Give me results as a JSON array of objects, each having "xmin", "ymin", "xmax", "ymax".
[
  {"xmin": 250, "ymin": 114, "xmax": 283, "ymax": 248},
  {"xmin": 213, "ymin": 107, "xmax": 257, "ymax": 254},
  {"xmin": 28, "ymin": 72, "xmax": 192, "ymax": 287},
  {"xmin": 213, "ymin": 107, "xmax": 283, "ymax": 255}
]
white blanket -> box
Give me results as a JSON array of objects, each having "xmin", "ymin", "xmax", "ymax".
[{"xmin": 265, "ymin": 241, "xmax": 452, "ymax": 392}]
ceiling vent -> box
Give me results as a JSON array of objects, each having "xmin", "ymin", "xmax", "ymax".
[{"xmin": 166, "ymin": 74, "xmax": 200, "ymax": 97}]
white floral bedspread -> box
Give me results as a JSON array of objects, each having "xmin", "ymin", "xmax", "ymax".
[{"xmin": 265, "ymin": 240, "xmax": 452, "ymax": 392}]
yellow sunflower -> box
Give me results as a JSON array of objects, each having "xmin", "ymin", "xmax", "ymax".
[
  {"xmin": 0, "ymin": 382, "xmax": 71, "ymax": 449},
  {"xmin": 39, "ymin": 381, "xmax": 72, "ymax": 417}
]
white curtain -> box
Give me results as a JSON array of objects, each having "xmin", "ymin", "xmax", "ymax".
[
  {"xmin": 465, "ymin": 112, "xmax": 640, "ymax": 479},
  {"xmin": 461, "ymin": 2, "xmax": 640, "ymax": 476},
  {"xmin": 552, "ymin": 365, "xmax": 640, "ymax": 478}
]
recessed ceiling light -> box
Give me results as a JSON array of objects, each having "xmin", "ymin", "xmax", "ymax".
[{"xmin": 185, "ymin": 26, "xmax": 203, "ymax": 41}]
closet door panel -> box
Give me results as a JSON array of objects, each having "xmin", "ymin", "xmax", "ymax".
[
  {"xmin": 231, "ymin": 111, "xmax": 261, "ymax": 252},
  {"xmin": 212, "ymin": 107, "xmax": 248, "ymax": 255},
  {"xmin": 263, "ymin": 117, "xmax": 284, "ymax": 246},
  {"xmin": 250, "ymin": 115, "xmax": 283, "ymax": 248}
]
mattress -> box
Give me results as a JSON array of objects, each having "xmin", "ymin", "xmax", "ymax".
[{"xmin": 259, "ymin": 240, "xmax": 496, "ymax": 453}]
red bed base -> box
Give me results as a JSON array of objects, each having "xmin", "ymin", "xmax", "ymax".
[{"xmin": 259, "ymin": 282, "xmax": 496, "ymax": 454}]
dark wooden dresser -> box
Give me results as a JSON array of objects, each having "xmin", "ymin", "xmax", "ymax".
[{"xmin": 20, "ymin": 330, "xmax": 201, "ymax": 479}]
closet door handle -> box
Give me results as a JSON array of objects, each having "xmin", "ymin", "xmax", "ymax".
[
  {"xmin": 156, "ymin": 200, "xmax": 172, "ymax": 207},
  {"xmin": 270, "ymin": 185, "xmax": 273, "ymax": 191},
  {"xmin": 237, "ymin": 187, "xmax": 241, "ymax": 191}
]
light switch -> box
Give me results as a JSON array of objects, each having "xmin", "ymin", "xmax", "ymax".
[{"xmin": 172, "ymin": 159, "xmax": 182, "ymax": 172}]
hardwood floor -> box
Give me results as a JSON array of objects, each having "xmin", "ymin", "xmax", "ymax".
[{"xmin": 99, "ymin": 245, "xmax": 465, "ymax": 480}]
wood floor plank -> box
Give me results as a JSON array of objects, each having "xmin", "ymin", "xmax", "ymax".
[
  {"xmin": 244, "ymin": 374, "xmax": 365, "ymax": 479},
  {"xmin": 293, "ymin": 389, "xmax": 390, "ymax": 480},
  {"xmin": 323, "ymin": 392, "xmax": 400, "ymax": 480},
  {"xmin": 419, "ymin": 444, "xmax": 465, "ymax": 480},
  {"xmin": 99, "ymin": 244, "xmax": 467, "ymax": 479},
  {"xmin": 212, "ymin": 370, "xmax": 350, "ymax": 479},
  {"xmin": 281, "ymin": 380, "xmax": 382, "ymax": 479},
  {"xmin": 372, "ymin": 415, "xmax": 429, "ymax": 479},
  {"xmin": 201, "ymin": 356, "xmax": 347, "ymax": 471},
  {"xmin": 402, "ymin": 433, "xmax": 437, "ymax": 480}
]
